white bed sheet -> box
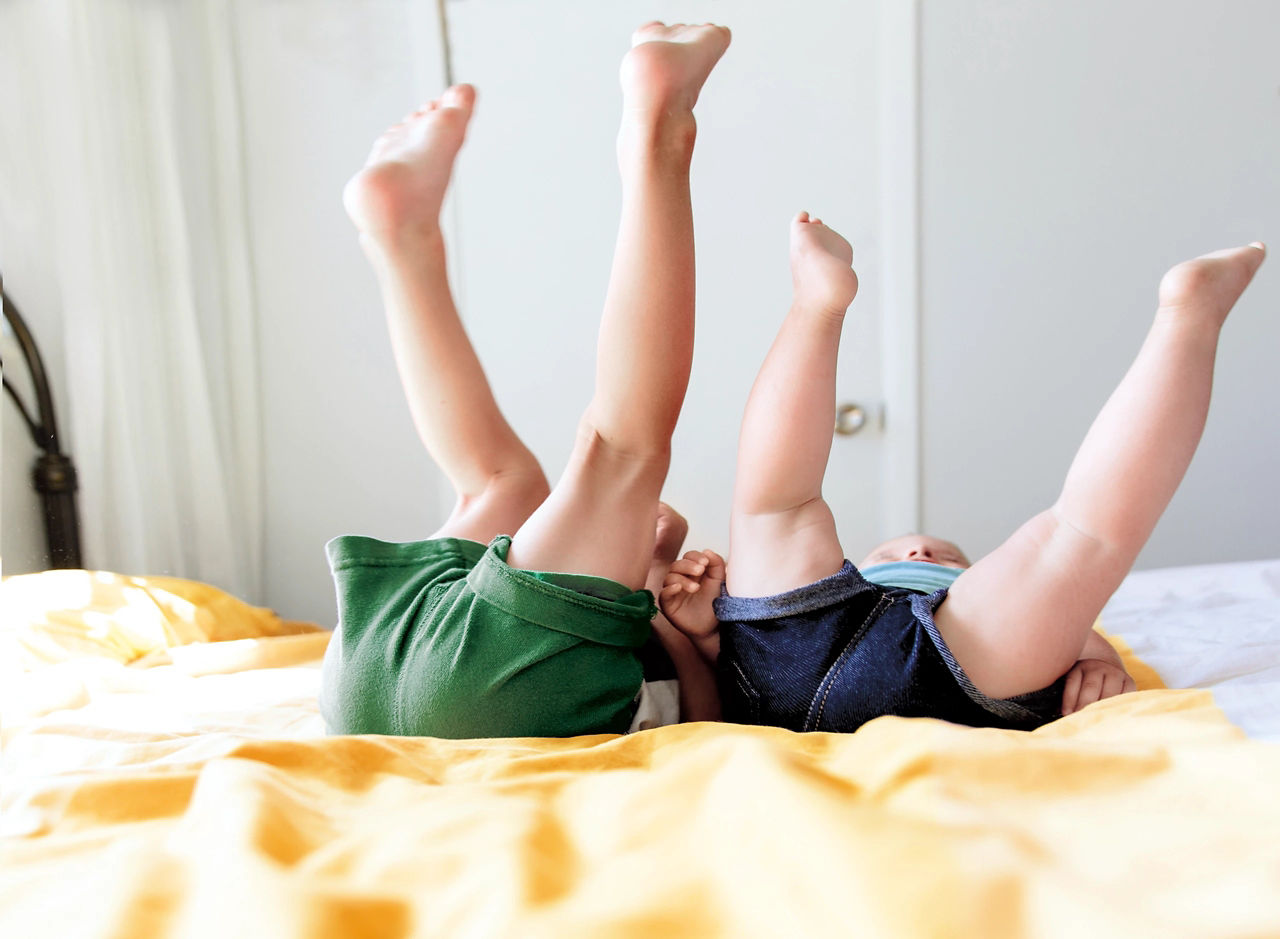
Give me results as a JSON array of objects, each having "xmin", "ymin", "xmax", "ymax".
[{"xmin": 1102, "ymin": 558, "xmax": 1280, "ymax": 742}]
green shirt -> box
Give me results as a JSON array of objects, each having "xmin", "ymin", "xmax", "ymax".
[{"xmin": 321, "ymin": 534, "xmax": 654, "ymax": 739}]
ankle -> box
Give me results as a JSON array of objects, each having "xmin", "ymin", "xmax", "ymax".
[
  {"xmin": 1151, "ymin": 304, "xmax": 1224, "ymax": 345},
  {"xmin": 360, "ymin": 225, "xmax": 446, "ymax": 268},
  {"xmin": 790, "ymin": 293, "xmax": 852, "ymax": 324},
  {"xmin": 574, "ymin": 417, "xmax": 674, "ymax": 482},
  {"xmin": 617, "ymin": 111, "xmax": 697, "ymax": 167}
]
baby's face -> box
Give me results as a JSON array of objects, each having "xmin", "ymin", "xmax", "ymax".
[{"xmin": 859, "ymin": 534, "xmax": 970, "ymax": 570}]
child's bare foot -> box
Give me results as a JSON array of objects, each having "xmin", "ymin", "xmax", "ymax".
[
  {"xmin": 646, "ymin": 502, "xmax": 690, "ymax": 596},
  {"xmin": 342, "ymin": 84, "xmax": 476, "ymax": 244},
  {"xmin": 1157, "ymin": 242, "xmax": 1266, "ymax": 330},
  {"xmin": 790, "ymin": 212, "xmax": 860, "ymax": 316},
  {"xmin": 652, "ymin": 502, "xmax": 689, "ymax": 569},
  {"xmin": 620, "ymin": 22, "xmax": 731, "ymax": 118}
]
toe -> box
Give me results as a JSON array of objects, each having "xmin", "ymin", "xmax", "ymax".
[
  {"xmin": 633, "ymin": 21, "xmax": 667, "ymax": 43},
  {"xmin": 1241, "ymin": 242, "xmax": 1268, "ymax": 274},
  {"xmin": 440, "ymin": 83, "xmax": 476, "ymax": 112}
]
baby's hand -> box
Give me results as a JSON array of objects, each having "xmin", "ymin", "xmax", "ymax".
[
  {"xmin": 659, "ymin": 549, "xmax": 726, "ymax": 642},
  {"xmin": 1060, "ymin": 658, "xmax": 1138, "ymax": 715}
]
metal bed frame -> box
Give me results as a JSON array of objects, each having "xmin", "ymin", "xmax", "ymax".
[{"xmin": 2, "ymin": 287, "xmax": 82, "ymax": 568}]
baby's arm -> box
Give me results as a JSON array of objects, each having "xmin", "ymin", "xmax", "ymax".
[
  {"xmin": 650, "ymin": 613, "xmax": 721, "ymax": 722},
  {"xmin": 1061, "ymin": 631, "xmax": 1137, "ymax": 715},
  {"xmin": 659, "ymin": 550, "xmax": 725, "ymax": 665}
]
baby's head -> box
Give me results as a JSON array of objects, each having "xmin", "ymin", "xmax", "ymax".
[{"xmin": 859, "ymin": 534, "xmax": 970, "ymax": 570}]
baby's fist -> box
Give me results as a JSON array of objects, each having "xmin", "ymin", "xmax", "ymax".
[
  {"xmin": 1061, "ymin": 658, "xmax": 1137, "ymax": 715},
  {"xmin": 659, "ymin": 549, "xmax": 725, "ymax": 641}
]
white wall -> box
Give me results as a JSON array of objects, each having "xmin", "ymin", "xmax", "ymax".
[
  {"xmin": 234, "ymin": 0, "xmax": 452, "ymax": 625},
  {"xmin": 919, "ymin": 0, "xmax": 1280, "ymax": 567}
]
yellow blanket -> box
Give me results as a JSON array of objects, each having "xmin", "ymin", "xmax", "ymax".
[{"xmin": 3, "ymin": 573, "xmax": 1280, "ymax": 938}]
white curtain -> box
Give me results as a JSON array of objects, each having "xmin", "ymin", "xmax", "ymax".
[{"xmin": 3, "ymin": 0, "xmax": 264, "ymax": 599}]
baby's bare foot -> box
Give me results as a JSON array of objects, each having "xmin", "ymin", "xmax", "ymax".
[
  {"xmin": 645, "ymin": 502, "xmax": 690, "ymax": 598},
  {"xmin": 652, "ymin": 502, "xmax": 689, "ymax": 567},
  {"xmin": 619, "ymin": 22, "xmax": 731, "ymax": 118},
  {"xmin": 342, "ymin": 84, "xmax": 476, "ymax": 244},
  {"xmin": 790, "ymin": 212, "xmax": 860, "ymax": 315},
  {"xmin": 1157, "ymin": 242, "xmax": 1266, "ymax": 330}
]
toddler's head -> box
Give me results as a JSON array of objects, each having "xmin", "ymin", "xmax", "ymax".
[{"xmin": 859, "ymin": 534, "xmax": 970, "ymax": 570}]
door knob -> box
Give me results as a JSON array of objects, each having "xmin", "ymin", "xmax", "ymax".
[{"xmin": 834, "ymin": 402, "xmax": 867, "ymax": 436}]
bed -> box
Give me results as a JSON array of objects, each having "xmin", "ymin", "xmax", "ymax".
[
  {"xmin": 6, "ymin": 278, "xmax": 1280, "ymax": 937},
  {"xmin": 3, "ymin": 559, "xmax": 1280, "ymax": 938}
]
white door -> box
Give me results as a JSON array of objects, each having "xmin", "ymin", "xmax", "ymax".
[{"xmin": 446, "ymin": 0, "xmax": 912, "ymax": 562}]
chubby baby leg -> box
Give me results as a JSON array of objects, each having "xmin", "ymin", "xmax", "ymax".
[
  {"xmin": 727, "ymin": 213, "xmax": 860, "ymax": 599},
  {"xmin": 937, "ymin": 243, "xmax": 1267, "ymax": 699}
]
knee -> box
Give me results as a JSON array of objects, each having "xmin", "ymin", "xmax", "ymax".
[
  {"xmin": 451, "ymin": 463, "xmax": 548, "ymax": 520},
  {"xmin": 573, "ymin": 415, "xmax": 673, "ymax": 481},
  {"xmin": 487, "ymin": 464, "xmax": 550, "ymax": 504}
]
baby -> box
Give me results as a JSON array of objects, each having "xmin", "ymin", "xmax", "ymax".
[
  {"xmin": 662, "ymin": 214, "xmax": 1266, "ymax": 731},
  {"xmin": 319, "ymin": 22, "xmax": 730, "ymax": 738}
]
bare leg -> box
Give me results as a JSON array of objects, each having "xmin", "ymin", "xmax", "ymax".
[
  {"xmin": 938, "ymin": 243, "xmax": 1268, "ymax": 698},
  {"xmin": 344, "ymin": 85, "xmax": 549, "ymax": 542},
  {"xmin": 508, "ymin": 23, "xmax": 731, "ymax": 588},
  {"xmin": 726, "ymin": 213, "xmax": 861, "ymax": 598}
]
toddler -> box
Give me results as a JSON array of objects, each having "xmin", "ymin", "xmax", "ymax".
[
  {"xmin": 319, "ymin": 22, "xmax": 730, "ymax": 738},
  {"xmin": 662, "ymin": 214, "xmax": 1266, "ymax": 731}
]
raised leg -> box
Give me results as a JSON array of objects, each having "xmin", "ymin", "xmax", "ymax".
[
  {"xmin": 344, "ymin": 85, "xmax": 549, "ymax": 542},
  {"xmin": 937, "ymin": 243, "xmax": 1268, "ymax": 698},
  {"xmin": 726, "ymin": 213, "xmax": 861, "ymax": 598},
  {"xmin": 507, "ymin": 22, "xmax": 731, "ymax": 588}
]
